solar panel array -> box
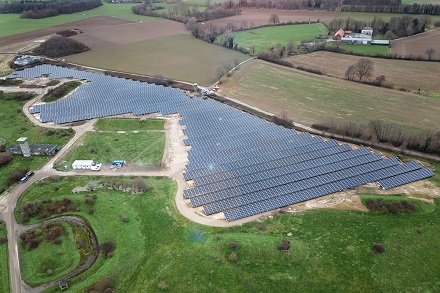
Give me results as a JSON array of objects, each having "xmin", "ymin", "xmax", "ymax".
[{"xmin": 9, "ymin": 65, "xmax": 435, "ymax": 221}]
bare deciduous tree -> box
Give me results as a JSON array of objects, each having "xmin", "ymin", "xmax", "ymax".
[
  {"xmin": 269, "ymin": 14, "xmax": 280, "ymax": 25},
  {"xmin": 425, "ymin": 48, "xmax": 436, "ymax": 60},
  {"xmin": 345, "ymin": 64, "xmax": 357, "ymax": 81},
  {"xmin": 354, "ymin": 58, "xmax": 374, "ymax": 81}
]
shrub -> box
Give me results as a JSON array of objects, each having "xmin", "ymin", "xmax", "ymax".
[
  {"xmin": 158, "ymin": 281, "xmax": 168, "ymax": 290},
  {"xmin": 85, "ymin": 198, "xmax": 95, "ymax": 205},
  {"xmin": 0, "ymin": 152, "xmax": 13, "ymax": 167},
  {"xmin": 6, "ymin": 168, "xmax": 28, "ymax": 186},
  {"xmin": 278, "ymin": 239, "xmax": 291, "ymax": 251},
  {"xmin": 229, "ymin": 252, "xmax": 238, "ymax": 263},
  {"xmin": 120, "ymin": 213, "xmax": 129, "ymax": 223},
  {"xmin": 372, "ymin": 243, "xmax": 385, "ymax": 254},
  {"xmin": 87, "ymin": 208, "xmax": 95, "ymax": 214},
  {"xmin": 230, "ymin": 241, "xmax": 240, "ymax": 249},
  {"xmin": 33, "ymin": 36, "xmax": 90, "ymax": 58},
  {"xmin": 0, "ymin": 237, "xmax": 7, "ymax": 244},
  {"xmin": 215, "ymin": 235, "xmax": 221, "ymax": 240},
  {"xmin": 100, "ymin": 240, "xmax": 116, "ymax": 258},
  {"xmin": 88, "ymin": 277, "xmax": 116, "ymax": 293}
]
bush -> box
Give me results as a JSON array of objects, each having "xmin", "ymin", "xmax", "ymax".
[
  {"xmin": 100, "ymin": 240, "xmax": 116, "ymax": 258},
  {"xmin": 120, "ymin": 213, "xmax": 129, "ymax": 223},
  {"xmin": 157, "ymin": 281, "xmax": 168, "ymax": 290},
  {"xmin": 33, "ymin": 36, "xmax": 90, "ymax": 58},
  {"xmin": 85, "ymin": 198, "xmax": 95, "ymax": 205},
  {"xmin": 277, "ymin": 239, "xmax": 291, "ymax": 251},
  {"xmin": 372, "ymin": 243, "xmax": 385, "ymax": 254},
  {"xmin": 87, "ymin": 208, "xmax": 95, "ymax": 214},
  {"xmin": 6, "ymin": 167, "xmax": 28, "ymax": 186},
  {"xmin": 88, "ymin": 277, "xmax": 116, "ymax": 293},
  {"xmin": 0, "ymin": 237, "xmax": 6, "ymax": 244},
  {"xmin": 365, "ymin": 198, "xmax": 416, "ymax": 214},
  {"xmin": 230, "ymin": 241, "xmax": 240, "ymax": 249},
  {"xmin": 229, "ymin": 252, "xmax": 238, "ymax": 263},
  {"xmin": 0, "ymin": 152, "xmax": 13, "ymax": 167}
]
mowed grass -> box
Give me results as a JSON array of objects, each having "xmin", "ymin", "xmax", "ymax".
[
  {"xmin": 16, "ymin": 175, "xmax": 440, "ymax": 292},
  {"xmin": 0, "ymin": 94, "xmax": 73, "ymax": 192},
  {"xmin": 0, "ymin": 3, "xmax": 158, "ymax": 38},
  {"xmin": 94, "ymin": 118, "xmax": 165, "ymax": 131},
  {"xmin": 60, "ymin": 131, "xmax": 165, "ymax": 167},
  {"xmin": 19, "ymin": 222, "xmax": 80, "ymax": 287},
  {"xmin": 65, "ymin": 34, "xmax": 249, "ymax": 85},
  {"xmin": 288, "ymin": 51, "xmax": 440, "ymax": 94},
  {"xmin": 0, "ymin": 221, "xmax": 9, "ymax": 293},
  {"xmin": 219, "ymin": 59, "xmax": 440, "ymax": 132},
  {"xmin": 339, "ymin": 44, "xmax": 391, "ymax": 56},
  {"xmin": 231, "ymin": 23, "xmax": 329, "ymax": 53}
]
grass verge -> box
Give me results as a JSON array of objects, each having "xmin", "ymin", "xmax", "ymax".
[
  {"xmin": 16, "ymin": 175, "xmax": 440, "ymax": 293},
  {"xmin": 41, "ymin": 81, "xmax": 82, "ymax": 103},
  {"xmin": 19, "ymin": 222, "xmax": 80, "ymax": 287},
  {"xmin": 0, "ymin": 221, "xmax": 9, "ymax": 293}
]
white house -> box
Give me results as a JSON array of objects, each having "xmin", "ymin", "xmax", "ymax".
[{"xmin": 72, "ymin": 160, "xmax": 94, "ymax": 170}]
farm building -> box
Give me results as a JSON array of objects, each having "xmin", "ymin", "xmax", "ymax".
[
  {"xmin": 340, "ymin": 27, "xmax": 389, "ymax": 45},
  {"xmin": 333, "ymin": 29, "xmax": 352, "ymax": 40},
  {"xmin": 6, "ymin": 137, "xmax": 58, "ymax": 156},
  {"xmin": 72, "ymin": 160, "xmax": 94, "ymax": 170}
]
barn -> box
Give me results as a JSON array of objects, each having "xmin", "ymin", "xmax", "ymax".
[{"xmin": 72, "ymin": 160, "xmax": 94, "ymax": 170}]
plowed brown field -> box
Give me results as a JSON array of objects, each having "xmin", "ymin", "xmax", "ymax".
[
  {"xmin": 288, "ymin": 51, "xmax": 440, "ymax": 94},
  {"xmin": 71, "ymin": 19, "xmax": 189, "ymax": 50},
  {"xmin": 201, "ymin": 9, "xmax": 341, "ymax": 28},
  {"xmin": 391, "ymin": 29, "xmax": 440, "ymax": 60},
  {"xmin": 0, "ymin": 16, "xmax": 136, "ymax": 48}
]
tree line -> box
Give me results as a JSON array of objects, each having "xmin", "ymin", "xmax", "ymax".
[
  {"xmin": 0, "ymin": 0, "xmax": 102, "ymax": 19},
  {"xmin": 235, "ymin": 0, "xmax": 440, "ymax": 15},
  {"xmin": 328, "ymin": 15, "xmax": 432, "ymax": 39}
]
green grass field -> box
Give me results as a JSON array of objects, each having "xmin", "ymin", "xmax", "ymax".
[
  {"xmin": 94, "ymin": 118, "xmax": 164, "ymax": 131},
  {"xmin": 19, "ymin": 222, "xmax": 80, "ymax": 287},
  {"xmin": 0, "ymin": 3, "xmax": 158, "ymax": 38},
  {"xmin": 340, "ymin": 12, "xmax": 440, "ymax": 22},
  {"xmin": 59, "ymin": 131, "xmax": 165, "ymax": 168},
  {"xmin": 15, "ymin": 175, "xmax": 440, "ymax": 292},
  {"xmin": 219, "ymin": 59, "xmax": 440, "ymax": 133},
  {"xmin": 228, "ymin": 23, "xmax": 329, "ymax": 53},
  {"xmin": 65, "ymin": 34, "xmax": 249, "ymax": 85},
  {"xmin": 0, "ymin": 93, "xmax": 73, "ymax": 193},
  {"xmin": 402, "ymin": 0, "xmax": 440, "ymax": 4},
  {"xmin": 339, "ymin": 44, "xmax": 391, "ymax": 56},
  {"xmin": 0, "ymin": 221, "xmax": 9, "ymax": 293}
]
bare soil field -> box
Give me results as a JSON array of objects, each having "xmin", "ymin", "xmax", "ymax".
[
  {"xmin": 71, "ymin": 19, "xmax": 189, "ymax": 50},
  {"xmin": 289, "ymin": 51, "xmax": 440, "ymax": 93},
  {"xmin": 219, "ymin": 59, "xmax": 440, "ymax": 132},
  {"xmin": 391, "ymin": 29, "xmax": 440, "ymax": 60},
  {"xmin": 65, "ymin": 34, "xmax": 249, "ymax": 85},
  {"xmin": 202, "ymin": 8, "xmax": 342, "ymax": 28},
  {"xmin": 0, "ymin": 16, "xmax": 136, "ymax": 48}
]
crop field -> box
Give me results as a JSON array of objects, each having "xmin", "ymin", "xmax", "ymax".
[
  {"xmin": 202, "ymin": 8, "xmax": 342, "ymax": 28},
  {"xmin": 340, "ymin": 12, "xmax": 440, "ymax": 22},
  {"xmin": 339, "ymin": 44, "xmax": 391, "ymax": 56},
  {"xmin": 14, "ymin": 175, "xmax": 440, "ymax": 292},
  {"xmin": 65, "ymin": 34, "xmax": 249, "ymax": 85},
  {"xmin": 229, "ymin": 23, "xmax": 328, "ymax": 53},
  {"xmin": 219, "ymin": 59, "xmax": 440, "ymax": 132},
  {"xmin": 0, "ymin": 221, "xmax": 9, "ymax": 293},
  {"xmin": 59, "ymin": 131, "xmax": 165, "ymax": 168},
  {"xmin": 0, "ymin": 3, "xmax": 158, "ymax": 39},
  {"xmin": 288, "ymin": 51, "xmax": 440, "ymax": 94},
  {"xmin": 19, "ymin": 222, "xmax": 80, "ymax": 287},
  {"xmin": 391, "ymin": 30, "xmax": 440, "ymax": 60},
  {"xmin": 71, "ymin": 19, "xmax": 188, "ymax": 50},
  {"xmin": 0, "ymin": 93, "xmax": 73, "ymax": 193}
]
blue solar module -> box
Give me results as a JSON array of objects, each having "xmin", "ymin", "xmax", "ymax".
[{"xmin": 11, "ymin": 65, "xmax": 435, "ymax": 222}]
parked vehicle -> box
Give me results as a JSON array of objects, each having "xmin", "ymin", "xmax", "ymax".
[{"xmin": 20, "ymin": 176, "xmax": 29, "ymax": 183}]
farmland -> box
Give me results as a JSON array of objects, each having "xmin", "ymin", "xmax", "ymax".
[
  {"xmin": 229, "ymin": 23, "xmax": 328, "ymax": 53},
  {"xmin": 14, "ymin": 175, "xmax": 440, "ymax": 292},
  {"xmin": 288, "ymin": 51, "xmax": 440, "ymax": 94},
  {"xmin": 71, "ymin": 19, "xmax": 189, "ymax": 50},
  {"xmin": 202, "ymin": 8, "xmax": 342, "ymax": 28},
  {"xmin": 340, "ymin": 12, "xmax": 440, "ymax": 22},
  {"xmin": 0, "ymin": 3, "xmax": 158, "ymax": 39},
  {"xmin": 338, "ymin": 44, "xmax": 391, "ymax": 56},
  {"xmin": 58, "ymin": 130, "xmax": 165, "ymax": 169},
  {"xmin": 0, "ymin": 221, "xmax": 9, "ymax": 293},
  {"xmin": 391, "ymin": 29, "xmax": 440, "ymax": 60},
  {"xmin": 219, "ymin": 59, "xmax": 440, "ymax": 132},
  {"xmin": 65, "ymin": 34, "xmax": 249, "ymax": 85}
]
